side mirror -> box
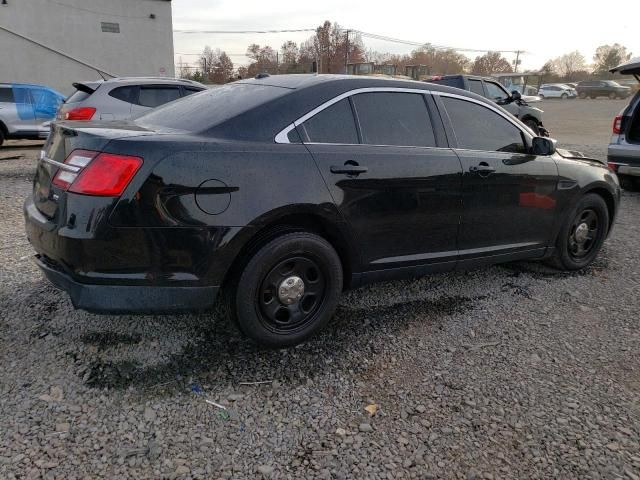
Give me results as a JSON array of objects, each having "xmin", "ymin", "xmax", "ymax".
[
  {"xmin": 531, "ymin": 136, "xmax": 557, "ymax": 156},
  {"xmin": 511, "ymin": 90, "xmax": 522, "ymax": 101}
]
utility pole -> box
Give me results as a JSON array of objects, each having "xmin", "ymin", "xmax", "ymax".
[
  {"xmin": 344, "ymin": 29, "xmax": 350, "ymax": 74},
  {"xmin": 514, "ymin": 50, "xmax": 522, "ymax": 73}
]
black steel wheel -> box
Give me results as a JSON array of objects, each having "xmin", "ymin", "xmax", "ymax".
[
  {"xmin": 567, "ymin": 208, "xmax": 599, "ymax": 260},
  {"xmin": 230, "ymin": 232, "xmax": 343, "ymax": 347},
  {"xmin": 548, "ymin": 194, "xmax": 609, "ymax": 270},
  {"xmin": 257, "ymin": 255, "xmax": 327, "ymax": 334}
]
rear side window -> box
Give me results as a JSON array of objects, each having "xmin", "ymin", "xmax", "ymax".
[
  {"xmin": 137, "ymin": 83, "xmax": 291, "ymax": 132},
  {"xmin": 137, "ymin": 86, "xmax": 181, "ymax": 108},
  {"xmin": 468, "ymin": 80, "xmax": 484, "ymax": 96},
  {"xmin": 442, "ymin": 97, "xmax": 526, "ymax": 153},
  {"xmin": 0, "ymin": 87, "xmax": 14, "ymax": 103},
  {"xmin": 352, "ymin": 92, "xmax": 436, "ymax": 147},
  {"xmin": 109, "ymin": 86, "xmax": 138, "ymax": 104},
  {"xmin": 183, "ymin": 87, "xmax": 203, "ymax": 96},
  {"xmin": 300, "ymin": 98, "xmax": 358, "ymax": 144},
  {"xmin": 66, "ymin": 89, "xmax": 91, "ymax": 103}
]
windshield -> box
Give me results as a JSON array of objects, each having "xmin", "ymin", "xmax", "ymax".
[
  {"xmin": 606, "ymin": 81, "xmax": 622, "ymax": 87},
  {"xmin": 136, "ymin": 83, "xmax": 291, "ymax": 132}
]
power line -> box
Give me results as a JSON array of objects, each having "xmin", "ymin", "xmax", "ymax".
[
  {"xmin": 174, "ymin": 28, "xmax": 316, "ymax": 34},
  {"xmin": 173, "ymin": 26, "xmax": 525, "ymax": 56},
  {"xmin": 353, "ymin": 30, "xmax": 524, "ymax": 54}
]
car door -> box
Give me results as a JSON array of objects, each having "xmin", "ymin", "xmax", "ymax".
[
  {"xmin": 297, "ymin": 90, "xmax": 463, "ymax": 273},
  {"xmin": 130, "ymin": 85, "xmax": 181, "ymax": 116},
  {"xmin": 10, "ymin": 85, "xmax": 36, "ymax": 133},
  {"xmin": 435, "ymin": 93, "xmax": 559, "ymax": 266}
]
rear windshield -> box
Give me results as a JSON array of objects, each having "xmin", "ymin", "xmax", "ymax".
[
  {"xmin": 136, "ymin": 83, "xmax": 291, "ymax": 132},
  {"xmin": 66, "ymin": 89, "xmax": 91, "ymax": 103}
]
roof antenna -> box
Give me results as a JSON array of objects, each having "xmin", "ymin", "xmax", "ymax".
[{"xmin": 96, "ymin": 70, "xmax": 107, "ymax": 80}]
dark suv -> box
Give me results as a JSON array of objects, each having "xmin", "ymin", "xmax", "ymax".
[
  {"xmin": 607, "ymin": 58, "xmax": 640, "ymax": 190},
  {"xmin": 576, "ymin": 80, "xmax": 631, "ymax": 99}
]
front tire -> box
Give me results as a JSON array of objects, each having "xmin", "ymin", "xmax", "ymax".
[
  {"xmin": 548, "ymin": 194, "xmax": 609, "ymax": 271},
  {"xmin": 230, "ymin": 232, "xmax": 343, "ymax": 348},
  {"xmin": 578, "ymin": 92, "xmax": 587, "ymax": 99},
  {"xmin": 609, "ymin": 92, "xmax": 617, "ymax": 100},
  {"xmin": 0, "ymin": 128, "xmax": 5, "ymax": 147}
]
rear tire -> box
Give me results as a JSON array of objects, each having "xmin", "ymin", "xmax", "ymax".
[
  {"xmin": 561, "ymin": 93, "xmax": 568, "ymax": 100},
  {"xmin": 228, "ymin": 232, "xmax": 343, "ymax": 348},
  {"xmin": 0, "ymin": 127, "xmax": 5, "ymax": 147},
  {"xmin": 548, "ymin": 194, "xmax": 609, "ymax": 271}
]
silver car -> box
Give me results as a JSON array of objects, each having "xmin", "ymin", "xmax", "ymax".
[
  {"xmin": 607, "ymin": 58, "xmax": 640, "ymax": 191},
  {"xmin": 0, "ymin": 83, "xmax": 64, "ymax": 146},
  {"xmin": 57, "ymin": 77, "xmax": 207, "ymax": 122}
]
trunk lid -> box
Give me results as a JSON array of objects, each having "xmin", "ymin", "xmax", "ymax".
[{"xmin": 33, "ymin": 120, "xmax": 155, "ymax": 219}]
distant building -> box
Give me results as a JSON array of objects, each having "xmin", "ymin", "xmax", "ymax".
[{"xmin": 0, "ymin": 0, "xmax": 174, "ymax": 94}]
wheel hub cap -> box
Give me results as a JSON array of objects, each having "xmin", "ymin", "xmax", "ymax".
[
  {"xmin": 575, "ymin": 222, "xmax": 589, "ymax": 243},
  {"xmin": 278, "ymin": 276, "xmax": 305, "ymax": 305}
]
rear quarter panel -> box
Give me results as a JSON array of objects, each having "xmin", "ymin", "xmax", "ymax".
[{"xmin": 107, "ymin": 140, "xmax": 351, "ymax": 284}]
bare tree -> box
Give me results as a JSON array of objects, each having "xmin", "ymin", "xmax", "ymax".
[
  {"xmin": 200, "ymin": 46, "xmax": 217, "ymax": 78},
  {"xmin": 593, "ymin": 44, "xmax": 632, "ymax": 76},
  {"xmin": 553, "ymin": 51, "xmax": 587, "ymax": 80}
]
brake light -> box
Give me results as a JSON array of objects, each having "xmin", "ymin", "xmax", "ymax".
[
  {"xmin": 613, "ymin": 115, "xmax": 622, "ymax": 134},
  {"xmin": 65, "ymin": 107, "xmax": 96, "ymax": 121},
  {"xmin": 607, "ymin": 162, "xmax": 619, "ymax": 172},
  {"xmin": 52, "ymin": 150, "xmax": 143, "ymax": 196}
]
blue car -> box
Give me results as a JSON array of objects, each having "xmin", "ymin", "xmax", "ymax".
[{"xmin": 0, "ymin": 83, "xmax": 65, "ymax": 146}]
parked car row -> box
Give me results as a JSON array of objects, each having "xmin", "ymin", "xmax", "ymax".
[{"xmin": 0, "ymin": 78, "xmax": 206, "ymax": 147}]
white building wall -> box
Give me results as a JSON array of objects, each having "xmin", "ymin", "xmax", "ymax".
[{"xmin": 0, "ymin": 0, "xmax": 174, "ymax": 95}]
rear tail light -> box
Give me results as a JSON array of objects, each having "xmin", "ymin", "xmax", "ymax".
[
  {"xmin": 64, "ymin": 107, "xmax": 96, "ymax": 121},
  {"xmin": 607, "ymin": 162, "xmax": 619, "ymax": 172},
  {"xmin": 52, "ymin": 150, "xmax": 143, "ymax": 196},
  {"xmin": 612, "ymin": 115, "xmax": 622, "ymax": 134}
]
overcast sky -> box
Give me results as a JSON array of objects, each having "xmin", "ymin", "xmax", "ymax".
[{"xmin": 172, "ymin": 0, "xmax": 638, "ymax": 71}]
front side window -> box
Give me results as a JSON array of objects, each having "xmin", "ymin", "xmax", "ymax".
[
  {"xmin": 300, "ymin": 98, "xmax": 358, "ymax": 144},
  {"xmin": 351, "ymin": 92, "xmax": 436, "ymax": 147},
  {"xmin": 442, "ymin": 96, "xmax": 526, "ymax": 153},
  {"xmin": 484, "ymin": 82, "xmax": 509, "ymax": 102},
  {"xmin": 137, "ymin": 86, "xmax": 181, "ymax": 108}
]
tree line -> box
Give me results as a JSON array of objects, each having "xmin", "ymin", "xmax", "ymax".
[{"xmin": 180, "ymin": 20, "xmax": 632, "ymax": 84}]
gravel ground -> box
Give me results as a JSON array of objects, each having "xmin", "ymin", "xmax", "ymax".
[{"xmin": 1, "ymin": 100, "xmax": 640, "ymax": 480}]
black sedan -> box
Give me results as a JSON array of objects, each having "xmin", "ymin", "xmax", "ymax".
[{"xmin": 25, "ymin": 74, "xmax": 620, "ymax": 347}]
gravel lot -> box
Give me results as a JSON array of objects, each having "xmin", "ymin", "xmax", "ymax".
[{"xmin": 1, "ymin": 100, "xmax": 639, "ymax": 480}]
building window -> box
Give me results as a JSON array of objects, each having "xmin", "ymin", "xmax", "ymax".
[{"xmin": 101, "ymin": 22, "xmax": 120, "ymax": 33}]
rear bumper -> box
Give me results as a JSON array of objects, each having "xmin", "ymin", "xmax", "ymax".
[{"xmin": 35, "ymin": 254, "xmax": 219, "ymax": 313}]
